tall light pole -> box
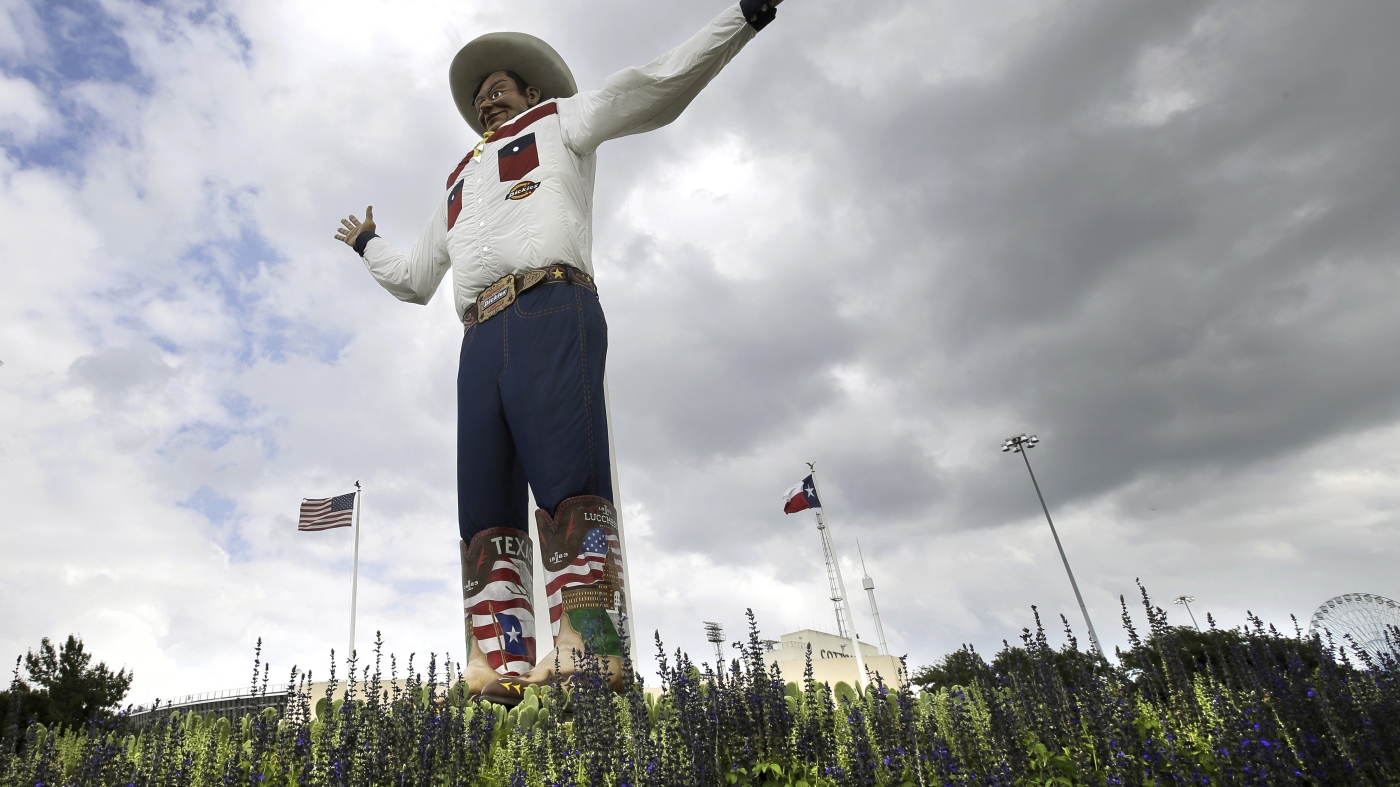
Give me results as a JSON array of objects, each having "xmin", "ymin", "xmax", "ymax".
[
  {"xmin": 1002, "ymin": 434, "xmax": 1102, "ymax": 655},
  {"xmin": 1174, "ymin": 595, "xmax": 1201, "ymax": 632}
]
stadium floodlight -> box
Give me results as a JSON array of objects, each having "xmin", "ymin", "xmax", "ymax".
[
  {"xmin": 1002, "ymin": 434, "xmax": 1039, "ymax": 452},
  {"xmin": 703, "ymin": 621, "xmax": 725, "ymax": 666},
  {"xmin": 1174, "ymin": 595, "xmax": 1201, "ymax": 631},
  {"xmin": 1002, "ymin": 433, "xmax": 1103, "ymax": 655}
]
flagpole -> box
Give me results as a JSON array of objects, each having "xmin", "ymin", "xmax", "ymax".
[
  {"xmin": 603, "ymin": 374, "xmax": 639, "ymax": 668},
  {"xmin": 807, "ymin": 464, "xmax": 867, "ymax": 690},
  {"xmin": 348, "ymin": 481, "xmax": 362, "ymax": 660}
]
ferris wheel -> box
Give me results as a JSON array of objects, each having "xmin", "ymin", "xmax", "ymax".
[{"xmin": 1308, "ymin": 593, "xmax": 1400, "ymax": 662}]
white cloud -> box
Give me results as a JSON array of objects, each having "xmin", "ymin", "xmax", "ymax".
[{"xmin": 0, "ymin": 74, "xmax": 50, "ymax": 142}]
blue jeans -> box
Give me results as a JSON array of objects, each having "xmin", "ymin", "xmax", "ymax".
[{"xmin": 457, "ymin": 280, "xmax": 612, "ymax": 542}]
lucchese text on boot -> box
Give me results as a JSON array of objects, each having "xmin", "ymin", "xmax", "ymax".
[{"xmin": 582, "ymin": 510, "xmax": 616, "ymax": 526}]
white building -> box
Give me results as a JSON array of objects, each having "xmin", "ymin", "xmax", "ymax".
[{"xmin": 763, "ymin": 629, "xmax": 905, "ymax": 689}]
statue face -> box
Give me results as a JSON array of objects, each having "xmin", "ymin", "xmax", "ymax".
[{"xmin": 474, "ymin": 71, "xmax": 542, "ymax": 133}]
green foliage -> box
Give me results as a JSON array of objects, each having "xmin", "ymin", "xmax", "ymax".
[
  {"xmin": 1117, "ymin": 623, "xmax": 1324, "ymax": 685},
  {"xmin": 724, "ymin": 759, "xmax": 837, "ymax": 787},
  {"xmin": 3, "ymin": 597, "xmax": 1400, "ymax": 786},
  {"xmin": 993, "ymin": 643, "xmax": 1107, "ymax": 690},
  {"xmin": 1, "ymin": 635, "xmax": 132, "ymax": 739},
  {"xmin": 909, "ymin": 646, "xmax": 987, "ymax": 692},
  {"xmin": 0, "ymin": 688, "xmax": 48, "ymax": 748},
  {"xmin": 1017, "ymin": 737, "xmax": 1078, "ymax": 787}
]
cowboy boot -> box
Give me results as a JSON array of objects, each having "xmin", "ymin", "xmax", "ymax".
[
  {"xmin": 479, "ymin": 496, "xmax": 626, "ymax": 705},
  {"xmin": 459, "ymin": 528, "xmax": 537, "ymax": 696}
]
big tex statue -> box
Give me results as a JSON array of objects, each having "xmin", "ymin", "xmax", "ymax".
[{"xmin": 334, "ymin": 0, "xmax": 783, "ymax": 705}]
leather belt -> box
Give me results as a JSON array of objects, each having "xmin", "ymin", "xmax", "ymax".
[{"xmin": 461, "ymin": 264, "xmax": 596, "ymax": 328}]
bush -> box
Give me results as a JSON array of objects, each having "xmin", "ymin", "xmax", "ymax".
[
  {"xmin": 2, "ymin": 599, "xmax": 1398, "ymax": 786},
  {"xmin": 1, "ymin": 635, "xmax": 132, "ymax": 747}
]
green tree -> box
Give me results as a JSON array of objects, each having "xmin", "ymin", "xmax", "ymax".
[
  {"xmin": 6, "ymin": 635, "xmax": 132, "ymax": 732},
  {"xmin": 910, "ymin": 646, "xmax": 989, "ymax": 691},
  {"xmin": 992, "ymin": 644, "xmax": 1108, "ymax": 690},
  {"xmin": 1116, "ymin": 624, "xmax": 1327, "ymax": 689},
  {"xmin": 1, "ymin": 662, "xmax": 51, "ymax": 751}
]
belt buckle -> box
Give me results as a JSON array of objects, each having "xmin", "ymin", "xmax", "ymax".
[{"xmin": 477, "ymin": 274, "xmax": 517, "ymax": 322}]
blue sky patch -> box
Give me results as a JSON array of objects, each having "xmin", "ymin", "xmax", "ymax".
[
  {"xmin": 179, "ymin": 485, "xmax": 256, "ymax": 561},
  {"xmin": 165, "ymin": 226, "xmax": 352, "ymax": 365},
  {"xmin": 181, "ymin": 484, "xmax": 237, "ymax": 525},
  {"xmin": 1, "ymin": 0, "xmax": 150, "ymax": 170},
  {"xmin": 393, "ymin": 578, "xmax": 445, "ymax": 597},
  {"xmin": 221, "ymin": 390, "xmax": 253, "ymax": 420},
  {"xmin": 25, "ymin": 0, "xmax": 145, "ymax": 85}
]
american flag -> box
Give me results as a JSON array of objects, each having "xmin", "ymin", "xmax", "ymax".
[
  {"xmin": 466, "ymin": 554, "xmax": 535, "ymax": 674},
  {"xmin": 544, "ymin": 526, "xmax": 622, "ymax": 637},
  {"xmin": 298, "ymin": 492, "xmax": 356, "ymax": 531}
]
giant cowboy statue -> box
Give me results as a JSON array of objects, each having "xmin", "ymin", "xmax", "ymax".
[{"xmin": 333, "ymin": 0, "xmax": 783, "ymax": 705}]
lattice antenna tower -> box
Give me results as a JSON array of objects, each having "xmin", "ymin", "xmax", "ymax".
[
  {"xmin": 815, "ymin": 511, "xmax": 850, "ymax": 638},
  {"xmin": 803, "ymin": 463, "xmax": 868, "ymax": 687}
]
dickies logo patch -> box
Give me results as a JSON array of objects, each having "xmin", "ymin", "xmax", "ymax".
[
  {"xmin": 505, "ymin": 181, "xmax": 541, "ymax": 201},
  {"xmin": 497, "ymin": 133, "xmax": 539, "ymax": 182}
]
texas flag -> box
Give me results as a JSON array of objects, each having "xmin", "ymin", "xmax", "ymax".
[
  {"xmin": 494, "ymin": 612, "xmax": 531, "ymax": 658},
  {"xmin": 783, "ymin": 474, "xmax": 822, "ymax": 514}
]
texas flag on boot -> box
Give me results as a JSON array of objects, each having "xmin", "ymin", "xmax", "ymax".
[
  {"xmin": 461, "ymin": 529, "xmax": 536, "ymax": 676},
  {"xmin": 466, "ymin": 570, "xmax": 536, "ymax": 675},
  {"xmin": 783, "ymin": 474, "xmax": 822, "ymax": 514}
]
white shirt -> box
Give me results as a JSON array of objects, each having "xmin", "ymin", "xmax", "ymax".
[{"xmin": 360, "ymin": 3, "xmax": 759, "ymax": 320}]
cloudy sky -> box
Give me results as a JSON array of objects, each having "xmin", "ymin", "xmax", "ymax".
[{"xmin": 3, "ymin": 0, "xmax": 1400, "ymax": 702}]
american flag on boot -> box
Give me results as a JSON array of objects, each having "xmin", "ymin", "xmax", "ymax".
[
  {"xmin": 460, "ymin": 528, "xmax": 536, "ymax": 675},
  {"xmin": 544, "ymin": 525, "xmax": 623, "ymax": 637}
]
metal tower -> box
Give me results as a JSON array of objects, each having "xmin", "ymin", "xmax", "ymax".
[
  {"xmin": 857, "ymin": 542, "xmax": 890, "ymax": 656},
  {"xmin": 816, "ymin": 515, "xmax": 850, "ymax": 638},
  {"xmin": 806, "ymin": 464, "xmax": 868, "ymax": 688}
]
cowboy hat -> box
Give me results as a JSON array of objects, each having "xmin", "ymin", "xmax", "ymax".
[{"xmin": 449, "ymin": 33, "xmax": 578, "ymax": 135}]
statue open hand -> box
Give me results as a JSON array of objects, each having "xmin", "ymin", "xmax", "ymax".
[{"xmin": 335, "ymin": 206, "xmax": 376, "ymax": 249}]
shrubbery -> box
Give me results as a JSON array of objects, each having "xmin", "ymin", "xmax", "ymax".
[
  {"xmin": 4, "ymin": 592, "xmax": 1400, "ymax": 786},
  {"xmin": 0, "ymin": 636, "xmax": 131, "ymax": 736}
]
